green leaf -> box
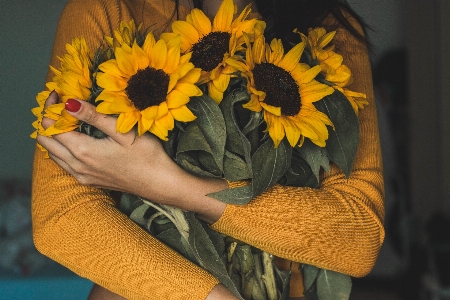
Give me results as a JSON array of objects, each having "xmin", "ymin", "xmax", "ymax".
[
  {"xmin": 316, "ymin": 269, "xmax": 352, "ymax": 300},
  {"xmin": 275, "ymin": 267, "xmax": 291, "ymax": 300},
  {"xmin": 314, "ymin": 91, "xmax": 359, "ymax": 177},
  {"xmin": 177, "ymin": 152, "xmax": 221, "ymax": 178},
  {"xmin": 252, "ymin": 138, "xmax": 292, "ymax": 198},
  {"xmin": 224, "ymin": 150, "xmax": 252, "ymax": 181},
  {"xmin": 188, "ymin": 95, "xmax": 227, "ymax": 172},
  {"xmin": 177, "ymin": 123, "xmax": 213, "ymax": 154},
  {"xmin": 207, "ymin": 185, "xmax": 253, "ymax": 205},
  {"xmin": 129, "ymin": 203, "xmax": 150, "ymax": 227},
  {"xmin": 281, "ymin": 153, "xmax": 319, "ymax": 188},
  {"xmin": 118, "ymin": 193, "xmax": 142, "ymax": 215},
  {"xmin": 198, "ymin": 152, "xmax": 222, "ymax": 176},
  {"xmin": 302, "ymin": 264, "xmax": 319, "ymax": 300},
  {"xmin": 155, "ymin": 228, "xmax": 190, "ymax": 258},
  {"xmin": 295, "ymin": 139, "xmax": 330, "ymax": 181},
  {"xmin": 219, "ymin": 87, "xmax": 253, "ymax": 176},
  {"xmin": 184, "ymin": 212, "xmax": 243, "ymax": 299}
]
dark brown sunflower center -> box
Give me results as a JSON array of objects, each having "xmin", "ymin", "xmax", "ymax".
[
  {"xmin": 125, "ymin": 67, "xmax": 169, "ymax": 111},
  {"xmin": 190, "ymin": 31, "xmax": 231, "ymax": 72},
  {"xmin": 253, "ymin": 62, "xmax": 301, "ymax": 116}
]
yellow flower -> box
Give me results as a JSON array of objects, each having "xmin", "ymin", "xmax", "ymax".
[
  {"xmin": 95, "ymin": 33, "xmax": 202, "ymax": 140},
  {"xmin": 161, "ymin": 0, "xmax": 265, "ymax": 104},
  {"xmin": 105, "ymin": 19, "xmax": 142, "ymax": 49},
  {"xmin": 302, "ymin": 27, "xmax": 368, "ymax": 114},
  {"xmin": 227, "ymin": 34, "xmax": 334, "ymax": 148},
  {"xmin": 31, "ymin": 37, "xmax": 93, "ymax": 139}
]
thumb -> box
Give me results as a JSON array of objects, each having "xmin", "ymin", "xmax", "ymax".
[{"xmin": 65, "ymin": 98, "xmax": 131, "ymax": 143}]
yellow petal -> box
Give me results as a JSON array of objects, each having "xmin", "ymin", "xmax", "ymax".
[
  {"xmin": 208, "ymin": 81, "xmax": 224, "ymax": 104},
  {"xmin": 143, "ymin": 32, "xmax": 157, "ymax": 54},
  {"xmin": 170, "ymin": 105, "xmax": 197, "ymax": 122},
  {"xmin": 191, "ymin": 8, "xmax": 212, "ymax": 36},
  {"xmin": 164, "ymin": 36, "xmax": 181, "ymax": 74},
  {"xmin": 98, "ymin": 60, "xmax": 123, "ymax": 78},
  {"xmin": 157, "ymin": 113, "xmax": 175, "ymax": 131},
  {"xmin": 96, "ymin": 72, "xmax": 128, "ymax": 91},
  {"xmin": 176, "ymin": 82, "xmax": 203, "ymax": 97},
  {"xmin": 168, "ymin": 72, "xmax": 181, "ymax": 93},
  {"xmin": 261, "ymin": 102, "xmax": 281, "ymax": 116},
  {"xmin": 141, "ymin": 105, "xmax": 159, "ymax": 120},
  {"xmin": 116, "ymin": 111, "xmax": 139, "ymax": 133},
  {"xmin": 166, "ymin": 89, "xmax": 190, "ymax": 109},
  {"xmin": 300, "ymin": 80, "xmax": 334, "ymax": 103},
  {"xmin": 150, "ymin": 120, "xmax": 169, "ymax": 141},
  {"xmin": 242, "ymin": 94, "xmax": 263, "ymax": 112},
  {"xmin": 279, "ymin": 42, "xmax": 304, "ymax": 72},
  {"xmin": 172, "ymin": 21, "xmax": 200, "ymax": 49},
  {"xmin": 213, "ymin": 0, "xmax": 234, "ymax": 32},
  {"xmin": 265, "ymin": 114, "xmax": 285, "ymax": 148},
  {"xmin": 137, "ymin": 114, "xmax": 154, "ymax": 136},
  {"xmin": 150, "ymin": 39, "xmax": 168, "ymax": 70},
  {"xmin": 283, "ymin": 118, "xmax": 301, "ymax": 147},
  {"xmin": 115, "ymin": 46, "xmax": 138, "ymax": 77},
  {"xmin": 157, "ymin": 101, "xmax": 169, "ymax": 119},
  {"xmin": 179, "ymin": 67, "xmax": 202, "ymax": 84},
  {"xmin": 319, "ymin": 30, "xmax": 336, "ymax": 49},
  {"xmin": 131, "ymin": 41, "xmax": 150, "ymax": 70}
]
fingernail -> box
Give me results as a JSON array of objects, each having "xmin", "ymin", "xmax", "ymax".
[{"xmin": 65, "ymin": 99, "xmax": 81, "ymax": 112}]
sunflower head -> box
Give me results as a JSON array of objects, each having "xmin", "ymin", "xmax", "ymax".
[
  {"xmin": 160, "ymin": 0, "xmax": 265, "ymax": 103},
  {"xmin": 229, "ymin": 34, "xmax": 334, "ymax": 148},
  {"xmin": 95, "ymin": 33, "xmax": 202, "ymax": 140},
  {"xmin": 31, "ymin": 37, "xmax": 93, "ymax": 139},
  {"xmin": 300, "ymin": 27, "xmax": 368, "ymax": 114}
]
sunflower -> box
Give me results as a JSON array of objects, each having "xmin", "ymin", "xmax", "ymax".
[
  {"xmin": 105, "ymin": 19, "xmax": 142, "ymax": 49},
  {"xmin": 160, "ymin": 0, "xmax": 265, "ymax": 104},
  {"xmin": 302, "ymin": 27, "xmax": 368, "ymax": 114},
  {"xmin": 227, "ymin": 34, "xmax": 335, "ymax": 148},
  {"xmin": 95, "ymin": 33, "xmax": 202, "ymax": 140},
  {"xmin": 31, "ymin": 37, "xmax": 93, "ymax": 139}
]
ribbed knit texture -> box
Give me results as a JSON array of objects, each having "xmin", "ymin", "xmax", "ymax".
[{"xmin": 31, "ymin": 1, "xmax": 384, "ymax": 299}]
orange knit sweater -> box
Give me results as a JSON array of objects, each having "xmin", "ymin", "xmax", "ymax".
[{"xmin": 31, "ymin": 0, "xmax": 385, "ymax": 299}]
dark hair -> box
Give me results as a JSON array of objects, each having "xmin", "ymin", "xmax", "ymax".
[{"xmin": 176, "ymin": 0, "xmax": 370, "ymax": 50}]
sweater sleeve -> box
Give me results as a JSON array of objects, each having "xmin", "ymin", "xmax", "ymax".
[
  {"xmin": 211, "ymin": 15, "xmax": 385, "ymax": 278},
  {"xmin": 31, "ymin": 1, "xmax": 219, "ymax": 299}
]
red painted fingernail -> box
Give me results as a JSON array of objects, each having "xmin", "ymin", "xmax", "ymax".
[{"xmin": 65, "ymin": 99, "xmax": 81, "ymax": 112}]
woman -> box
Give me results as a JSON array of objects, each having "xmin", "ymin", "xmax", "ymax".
[{"xmin": 33, "ymin": 0, "xmax": 384, "ymax": 299}]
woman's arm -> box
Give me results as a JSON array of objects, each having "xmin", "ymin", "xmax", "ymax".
[{"xmin": 32, "ymin": 0, "xmax": 232, "ymax": 299}]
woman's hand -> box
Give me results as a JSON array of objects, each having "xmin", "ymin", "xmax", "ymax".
[{"xmin": 36, "ymin": 92, "xmax": 228, "ymax": 223}]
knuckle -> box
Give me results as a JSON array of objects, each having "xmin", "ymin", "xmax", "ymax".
[{"xmin": 83, "ymin": 106, "xmax": 100, "ymax": 124}]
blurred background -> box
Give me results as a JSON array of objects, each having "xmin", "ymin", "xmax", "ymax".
[{"xmin": 0, "ymin": 0, "xmax": 449, "ymax": 299}]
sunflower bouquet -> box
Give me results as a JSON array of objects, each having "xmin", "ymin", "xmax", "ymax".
[{"xmin": 32, "ymin": 0, "xmax": 367, "ymax": 299}]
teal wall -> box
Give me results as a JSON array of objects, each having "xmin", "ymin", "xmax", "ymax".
[{"xmin": 0, "ymin": 1, "xmax": 68, "ymax": 179}]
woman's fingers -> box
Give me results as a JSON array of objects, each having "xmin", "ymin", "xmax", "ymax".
[
  {"xmin": 62, "ymin": 99, "xmax": 135, "ymax": 146},
  {"xmin": 45, "ymin": 90, "xmax": 59, "ymax": 108}
]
